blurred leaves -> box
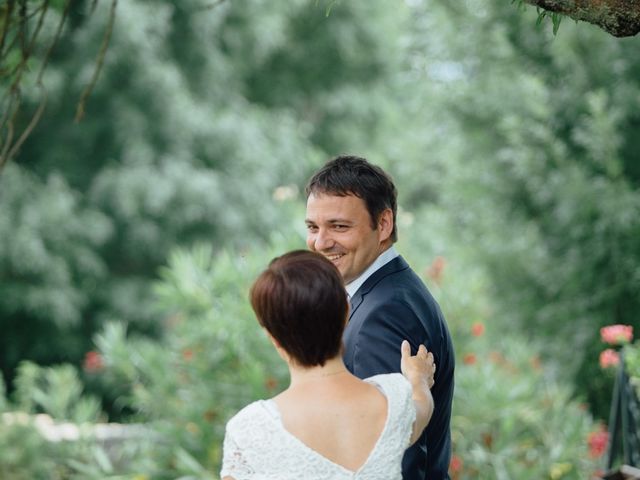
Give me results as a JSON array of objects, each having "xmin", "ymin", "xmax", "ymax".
[
  {"xmin": 2, "ymin": 0, "xmax": 640, "ymax": 477},
  {"xmin": 0, "ymin": 164, "xmax": 111, "ymax": 327},
  {"xmin": 13, "ymin": 361, "xmax": 101, "ymax": 422},
  {"xmin": 88, "ymin": 241, "xmax": 297, "ymax": 476}
]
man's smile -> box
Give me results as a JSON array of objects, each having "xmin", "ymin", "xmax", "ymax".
[{"xmin": 324, "ymin": 253, "xmax": 346, "ymax": 262}]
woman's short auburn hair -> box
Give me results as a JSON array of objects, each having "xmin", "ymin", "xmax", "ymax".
[{"xmin": 249, "ymin": 250, "xmax": 349, "ymax": 367}]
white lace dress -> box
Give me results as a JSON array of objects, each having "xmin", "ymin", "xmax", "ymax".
[{"xmin": 220, "ymin": 373, "xmax": 416, "ymax": 480}]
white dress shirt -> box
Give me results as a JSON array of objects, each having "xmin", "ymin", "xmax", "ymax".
[{"xmin": 345, "ymin": 246, "xmax": 399, "ymax": 299}]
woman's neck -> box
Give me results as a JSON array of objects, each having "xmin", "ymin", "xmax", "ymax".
[{"xmin": 287, "ymin": 356, "xmax": 349, "ymax": 388}]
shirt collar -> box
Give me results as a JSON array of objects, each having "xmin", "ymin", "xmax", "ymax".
[{"xmin": 345, "ymin": 246, "xmax": 399, "ymax": 298}]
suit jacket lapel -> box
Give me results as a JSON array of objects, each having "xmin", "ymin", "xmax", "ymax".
[{"xmin": 348, "ymin": 256, "xmax": 409, "ymax": 320}]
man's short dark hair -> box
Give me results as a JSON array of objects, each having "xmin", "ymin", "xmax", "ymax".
[
  {"xmin": 249, "ymin": 250, "xmax": 348, "ymax": 367},
  {"xmin": 305, "ymin": 155, "xmax": 398, "ymax": 243}
]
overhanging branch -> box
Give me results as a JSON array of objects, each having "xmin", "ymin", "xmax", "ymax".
[{"xmin": 523, "ymin": 0, "xmax": 640, "ymax": 37}]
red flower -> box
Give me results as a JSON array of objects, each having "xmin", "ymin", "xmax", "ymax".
[
  {"xmin": 529, "ymin": 355, "xmax": 542, "ymax": 371},
  {"xmin": 599, "ymin": 349, "xmax": 620, "ymax": 369},
  {"xmin": 264, "ymin": 376, "xmax": 278, "ymax": 392},
  {"xmin": 587, "ymin": 426, "xmax": 609, "ymax": 458},
  {"xmin": 471, "ymin": 322, "xmax": 485, "ymax": 337},
  {"xmin": 488, "ymin": 351, "xmax": 505, "ymax": 364},
  {"xmin": 203, "ymin": 409, "xmax": 218, "ymax": 423},
  {"xmin": 463, "ymin": 353, "xmax": 477, "ymax": 365},
  {"xmin": 600, "ymin": 324, "xmax": 633, "ymax": 345},
  {"xmin": 449, "ymin": 455, "xmax": 463, "ymax": 478},
  {"xmin": 83, "ymin": 350, "xmax": 104, "ymax": 373},
  {"xmin": 482, "ymin": 432, "xmax": 494, "ymax": 449},
  {"xmin": 182, "ymin": 349, "xmax": 194, "ymax": 361},
  {"xmin": 426, "ymin": 256, "xmax": 446, "ymax": 285}
]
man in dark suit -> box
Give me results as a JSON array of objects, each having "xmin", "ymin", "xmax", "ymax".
[{"xmin": 304, "ymin": 155, "xmax": 455, "ymax": 480}]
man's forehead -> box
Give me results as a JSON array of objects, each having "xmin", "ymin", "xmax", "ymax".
[
  {"xmin": 306, "ymin": 191, "xmax": 363, "ymax": 205},
  {"xmin": 305, "ymin": 193, "xmax": 366, "ymax": 222}
]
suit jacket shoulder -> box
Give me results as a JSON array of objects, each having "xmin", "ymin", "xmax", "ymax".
[{"xmin": 345, "ymin": 256, "xmax": 450, "ymax": 374}]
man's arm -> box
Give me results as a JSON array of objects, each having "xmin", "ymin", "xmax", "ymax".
[
  {"xmin": 350, "ymin": 300, "xmax": 432, "ymax": 378},
  {"xmin": 347, "ymin": 297, "xmax": 449, "ymax": 479}
]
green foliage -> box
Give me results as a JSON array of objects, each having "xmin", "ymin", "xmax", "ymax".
[
  {"xmin": 0, "ymin": 163, "xmax": 111, "ymax": 385},
  {"xmin": 0, "ymin": 421, "xmax": 59, "ymax": 480},
  {"xmin": 13, "ymin": 361, "xmax": 102, "ymax": 422},
  {"xmin": 536, "ymin": 8, "xmax": 564, "ymax": 35},
  {"xmin": 399, "ymin": 202, "xmax": 602, "ymax": 478},
  {"xmin": 77, "ymin": 236, "xmax": 598, "ymax": 478},
  {"xmin": 0, "ymin": 164, "xmax": 110, "ymax": 327},
  {"xmin": 0, "ymin": 376, "xmax": 6, "ymax": 413},
  {"xmin": 2, "ymin": 0, "xmax": 329, "ymax": 388},
  {"xmin": 85, "ymin": 237, "xmax": 302, "ymax": 477},
  {"xmin": 402, "ymin": 0, "xmax": 640, "ymax": 418},
  {"xmin": 3, "ymin": 0, "xmax": 640, "ymax": 476},
  {"xmin": 0, "ymin": 218, "xmax": 603, "ymax": 478},
  {"xmin": 452, "ymin": 336, "xmax": 599, "ymax": 479},
  {"xmin": 625, "ymin": 341, "xmax": 640, "ymax": 399},
  {"xmin": 0, "ymin": 361, "xmax": 107, "ymax": 480}
]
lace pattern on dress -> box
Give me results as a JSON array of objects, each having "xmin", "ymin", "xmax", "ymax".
[{"xmin": 220, "ymin": 373, "xmax": 415, "ymax": 480}]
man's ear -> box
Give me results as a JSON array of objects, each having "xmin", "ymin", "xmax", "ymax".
[{"xmin": 377, "ymin": 208, "xmax": 394, "ymax": 242}]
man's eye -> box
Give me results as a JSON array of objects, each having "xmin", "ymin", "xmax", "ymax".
[
  {"xmin": 334, "ymin": 225, "xmax": 348, "ymax": 231},
  {"xmin": 306, "ymin": 225, "xmax": 318, "ymax": 232}
]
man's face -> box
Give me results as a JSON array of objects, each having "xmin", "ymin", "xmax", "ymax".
[{"xmin": 305, "ymin": 193, "xmax": 390, "ymax": 284}]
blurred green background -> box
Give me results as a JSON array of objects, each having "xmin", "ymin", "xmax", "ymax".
[{"xmin": 1, "ymin": 0, "xmax": 640, "ymax": 478}]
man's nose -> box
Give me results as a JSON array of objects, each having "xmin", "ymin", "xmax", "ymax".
[{"xmin": 314, "ymin": 229, "xmax": 334, "ymax": 251}]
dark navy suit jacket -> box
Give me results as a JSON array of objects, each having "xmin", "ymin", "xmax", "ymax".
[{"xmin": 343, "ymin": 255, "xmax": 455, "ymax": 480}]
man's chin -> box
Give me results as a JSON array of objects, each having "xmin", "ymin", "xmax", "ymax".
[
  {"xmin": 340, "ymin": 269, "xmax": 357, "ymax": 284},
  {"xmin": 323, "ymin": 255, "xmax": 349, "ymax": 279}
]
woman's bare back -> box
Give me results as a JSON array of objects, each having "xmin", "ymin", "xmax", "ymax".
[{"xmin": 273, "ymin": 375, "xmax": 388, "ymax": 471}]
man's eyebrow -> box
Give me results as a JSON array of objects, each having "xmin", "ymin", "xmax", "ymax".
[
  {"xmin": 305, "ymin": 218, "xmax": 354, "ymax": 225},
  {"xmin": 328, "ymin": 218, "xmax": 354, "ymax": 225}
]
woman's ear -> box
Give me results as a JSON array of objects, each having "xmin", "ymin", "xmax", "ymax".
[{"xmin": 265, "ymin": 330, "xmax": 279, "ymax": 348}]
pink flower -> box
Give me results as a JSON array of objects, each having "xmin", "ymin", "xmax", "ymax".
[
  {"xmin": 600, "ymin": 324, "xmax": 633, "ymax": 345},
  {"xmin": 599, "ymin": 349, "xmax": 620, "ymax": 369},
  {"xmin": 471, "ymin": 322, "xmax": 485, "ymax": 337},
  {"xmin": 83, "ymin": 350, "xmax": 104, "ymax": 373},
  {"xmin": 587, "ymin": 425, "xmax": 609, "ymax": 458}
]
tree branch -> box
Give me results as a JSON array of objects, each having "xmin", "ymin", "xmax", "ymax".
[
  {"xmin": 37, "ymin": 0, "xmax": 71, "ymax": 83},
  {"xmin": 0, "ymin": 0, "xmax": 68, "ymax": 171},
  {"xmin": 0, "ymin": 0, "xmax": 17, "ymax": 57},
  {"xmin": 523, "ymin": 0, "xmax": 640, "ymax": 37},
  {"xmin": 75, "ymin": 0, "xmax": 117, "ymax": 122},
  {"xmin": 191, "ymin": 0, "xmax": 228, "ymax": 13},
  {"xmin": 4, "ymin": 84, "xmax": 47, "ymax": 165}
]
